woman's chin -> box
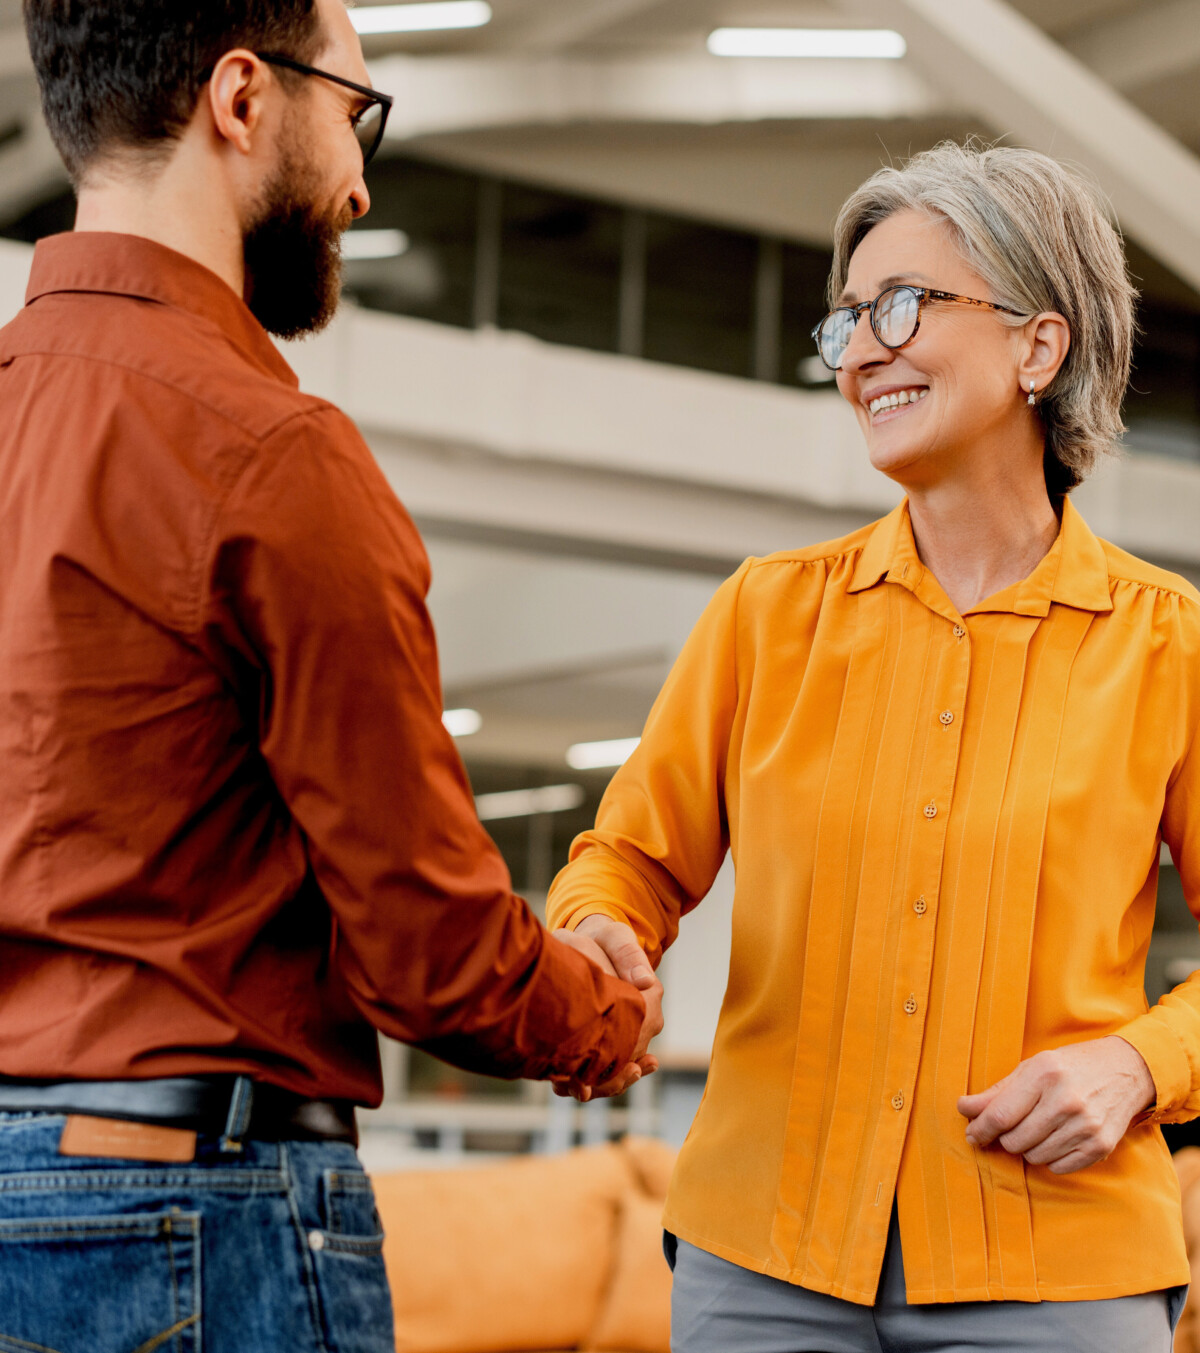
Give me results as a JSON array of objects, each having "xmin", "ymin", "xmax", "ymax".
[{"xmin": 867, "ymin": 435, "xmax": 935, "ymax": 485}]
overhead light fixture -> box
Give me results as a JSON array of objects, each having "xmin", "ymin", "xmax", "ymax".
[
  {"xmin": 350, "ymin": 2, "xmax": 492, "ymax": 35},
  {"xmin": 566, "ymin": 737, "xmax": 641, "ymax": 771},
  {"xmin": 707, "ymin": 28, "xmax": 906, "ymax": 59},
  {"xmin": 442, "ymin": 707, "xmax": 483, "ymax": 737},
  {"xmin": 475, "ymin": 784, "xmax": 586, "ymax": 822},
  {"xmin": 342, "ymin": 229, "xmax": 411, "ymax": 261}
]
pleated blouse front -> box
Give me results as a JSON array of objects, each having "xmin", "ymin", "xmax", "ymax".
[{"xmin": 547, "ymin": 497, "xmax": 1200, "ymax": 1304}]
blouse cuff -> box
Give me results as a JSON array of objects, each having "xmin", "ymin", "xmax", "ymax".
[{"xmin": 1116, "ymin": 1014, "xmax": 1193, "ymax": 1119}]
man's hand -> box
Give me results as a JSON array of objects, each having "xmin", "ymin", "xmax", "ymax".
[
  {"xmin": 958, "ymin": 1035, "xmax": 1156, "ymax": 1175},
  {"xmin": 549, "ymin": 918, "xmax": 663, "ymax": 1103}
]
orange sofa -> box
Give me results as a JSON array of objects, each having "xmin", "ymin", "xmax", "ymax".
[
  {"xmin": 372, "ymin": 1136, "xmax": 677, "ymax": 1353},
  {"xmin": 375, "ymin": 1139, "xmax": 1200, "ymax": 1351}
]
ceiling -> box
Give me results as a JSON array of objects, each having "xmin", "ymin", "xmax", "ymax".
[{"xmin": 4, "ymin": 1, "xmax": 1199, "ymax": 279}]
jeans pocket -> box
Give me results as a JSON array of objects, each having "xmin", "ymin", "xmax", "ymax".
[
  {"xmin": 309, "ymin": 1171, "xmax": 394, "ymax": 1353},
  {"xmin": 0, "ymin": 1210, "xmax": 200, "ymax": 1353}
]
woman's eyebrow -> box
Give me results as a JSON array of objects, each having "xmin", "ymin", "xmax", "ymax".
[{"xmin": 837, "ymin": 272, "xmax": 936, "ymax": 306}]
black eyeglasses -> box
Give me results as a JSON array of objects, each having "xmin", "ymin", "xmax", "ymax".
[
  {"xmin": 812, "ymin": 284, "xmax": 1025, "ymax": 372},
  {"xmin": 256, "ymin": 52, "xmax": 394, "ymax": 168}
]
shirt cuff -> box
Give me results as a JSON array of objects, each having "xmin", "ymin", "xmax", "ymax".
[
  {"xmin": 1116, "ymin": 1014, "xmax": 1193, "ymax": 1119},
  {"xmin": 553, "ymin": 902, "xmax": 639, "ymax": 933}
]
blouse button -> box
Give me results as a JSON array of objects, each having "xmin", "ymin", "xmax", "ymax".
[
  {"xmin": 953, "ymin": 625, "xmax": 966, "ymax": 639},
  {"xmin": 913, "ymin": 896, "xmax": 928, "ymax": 915},
  {"xmin": 904, "ymin": 995, "xmax": 918, "ymax": 1015},
  {"xmin": 939, "ymin": 710, "xmax": 954, "ymax": 726},
  {"xmin": 923, "ymin": 802, "xmax": 938, "ymax": 819},
  {"xmin": 891, "ymin": 1092, "xmax": 905, "ymax": 1111}
]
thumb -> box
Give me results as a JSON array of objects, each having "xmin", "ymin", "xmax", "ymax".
[{"xmin": 609, "ymin": 937, "xmax": 654, "ymax": 988}]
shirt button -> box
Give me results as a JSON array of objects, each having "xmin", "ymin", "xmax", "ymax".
[
  {"xmin": 923, "ymin": 802, "xmax": 938, "ymax": 819},
  {"xmin": 904, "ymin": 995, "xmax": 918, "ymax": 1015},
  {"xmin": 914, "ymin": 896, "xmax": 928, "ymax": 915},
  {"xmin": 308, "ymin": 1231, "xmax": 326, "ymax": 1252},
  {"xmin": 891, "ymin": 1092, "xmax": 905, "ymax": 1111},
  {"xmin": 953, "ymin": 625, "xmax": 966, "ymax": 639},
  {"xmin": 939, "ymin": 710, "xmax": 954, "ymax": 726}
]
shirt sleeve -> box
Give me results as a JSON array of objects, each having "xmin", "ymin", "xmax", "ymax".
[
  {"xmin": 1119, "ymin": 591, "xmax": 1200, "ymax": 1122},
  {"xmin": 201, "ymin": 405, "xmax": 643, "ymax": 1084},
  {"xmin": 545, "ymin": 561, "xmax": 750, "ymax": 967}
]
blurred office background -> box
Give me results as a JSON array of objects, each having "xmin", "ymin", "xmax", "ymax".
[{"xmin": 2, "ymin": 0, "xmax": 1200, "ymax": 1164}]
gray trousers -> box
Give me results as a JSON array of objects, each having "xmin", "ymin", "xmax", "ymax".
[{"xmin": 668, "ymin": 1208, "xmax": 1187, "ymax": 1353}]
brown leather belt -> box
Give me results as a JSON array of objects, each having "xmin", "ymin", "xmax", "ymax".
[{"xmin": 0, "ymin": 1076, "xmax": 358, "ymax": 1147}]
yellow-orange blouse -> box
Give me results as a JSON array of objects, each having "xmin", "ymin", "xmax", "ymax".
[{"xmin": 548, "ymin": 497, "xmax": 1200, "ymax": 1305}]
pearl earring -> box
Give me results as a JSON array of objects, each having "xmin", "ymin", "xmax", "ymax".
[{"xmin": 1027, "ymin": 381, "xmax": 1037, "ymax": 407}]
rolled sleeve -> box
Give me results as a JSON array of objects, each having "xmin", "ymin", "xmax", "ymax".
[{"xmin": 204, "ymin": 406, "xmax": 642, "ymax": 1083}]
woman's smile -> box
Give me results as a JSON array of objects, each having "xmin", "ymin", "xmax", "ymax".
[{"xmin": 865, "ymin": 385, "xmax": 930, "ymax": 422}]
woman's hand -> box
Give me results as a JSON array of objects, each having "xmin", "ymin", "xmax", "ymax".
[
  {"xmin": 548, "ymin": 918, "xmax": 663, "ymax": 1103},
  {"xmin": 958, "ymin": 1035, "xmax": 1156, "ymax": 1174}
]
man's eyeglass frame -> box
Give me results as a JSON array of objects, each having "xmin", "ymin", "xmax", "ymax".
[
  {"xmin": 255, "ymin": 52, "xmax": 394, "ymax": 169},
  {"xmin": 812, "ymin": 285, "xmax": 1025, "ymax": 372}
]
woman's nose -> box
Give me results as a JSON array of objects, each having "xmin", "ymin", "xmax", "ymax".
[{"xmin": 840, "ymin": 313, "xmax": 892, "ymax": 372}]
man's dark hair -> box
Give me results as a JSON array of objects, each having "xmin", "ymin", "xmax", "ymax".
[{"xmin": 23, "ymin": 0, "xmax": 324, "ymax": 182}]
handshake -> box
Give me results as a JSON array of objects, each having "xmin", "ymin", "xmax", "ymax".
[{"xmin": 549, "ymin": 915, "xmax": 664, "ymax": 1103}]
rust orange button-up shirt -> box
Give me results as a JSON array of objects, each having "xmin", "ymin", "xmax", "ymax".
[
  {"xmin": 0, "ymin": 232, "xmax": 642, "ymax": 1104},
  {"xmin": 549, "ymin": 498, "xmax": 1199, "ymax": 1304}
]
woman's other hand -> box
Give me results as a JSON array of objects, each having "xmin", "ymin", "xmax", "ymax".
[
  {"xmin": 957, "ymin": 1035, "xmax": 1156, "ymax": 1174},
  {"xmin": 549, "ymin": 920, "xmax": 663, "ymax": 1103}
]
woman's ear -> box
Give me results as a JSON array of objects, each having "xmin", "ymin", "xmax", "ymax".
[{"xmin": 1018, "ymin": 311, "xmax": 1071, "ymax": 401}]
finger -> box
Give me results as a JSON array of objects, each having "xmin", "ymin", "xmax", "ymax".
[
  {"xmin": 996, "ymin": 1100, "xmax": 1071, "ymax": 1157},
  {"xmin": 1047, "ymin": 1147, "xmax": 1104, "ymax": 1175},
  {"xmin": 1019, "ymin": 1122, "xmax": 1091, "ymax": 1167},
  {"xmin": 589, "ymin": 1063, "xmax": 647, "ymax": 1100},
  {"xmin": 957, "ymin": 1087, "xmax": 1000, "ymax": 1121},
  {"xmin": 964, "ymin": 1077, "xmax": 1043, "ymax": 1147},
  {"xmin": 636, "ymin": 1054, "xmax": 660, "ymax": 1076}
]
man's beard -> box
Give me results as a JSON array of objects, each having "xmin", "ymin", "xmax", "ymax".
[{"xmin": 242, "ymin": 144, "xmax": 351, "ymax": 340}]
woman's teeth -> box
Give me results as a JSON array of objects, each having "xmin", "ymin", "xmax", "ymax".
[{"xmin": 869, "ymin": 388, "xmax": 928, "ymax": 416}]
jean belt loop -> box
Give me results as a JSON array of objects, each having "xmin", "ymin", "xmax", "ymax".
[{"xmin": 220, "ymin": 1076, "xmax": 255, "ymax": 1154}]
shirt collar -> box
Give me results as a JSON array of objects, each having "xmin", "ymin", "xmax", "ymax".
[
  {"xmin": 24, "ymin": 231, "xmax": 299, "ymax": 388},
  {"xmin": 848, "ymin": 496, "xmax": 1113, "ymax": 618}
]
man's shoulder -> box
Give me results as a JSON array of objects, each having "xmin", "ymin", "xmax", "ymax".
[{"xmin": 0, "ymin": 289, "xmax": 335, "ymax": 444}]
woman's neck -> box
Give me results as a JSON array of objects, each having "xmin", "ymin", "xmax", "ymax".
[{"xmin": 906, "ymin": 469, "xmax": 1061, "ymax": 615}]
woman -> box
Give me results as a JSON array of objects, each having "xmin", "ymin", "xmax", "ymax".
[{"xmin": 547, "ymin": 142, "xmax": 1198, "ymax": 1351}]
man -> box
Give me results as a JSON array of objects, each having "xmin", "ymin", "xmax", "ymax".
[{"xmin": 0, "ymin": 1, "xmax": 660, "ymax": 1348}]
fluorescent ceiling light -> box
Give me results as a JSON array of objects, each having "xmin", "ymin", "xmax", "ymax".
[
  {"xmin": 442, "ymin": 707, "xmax": 482, "ymax": 737},
  {"xmin": 566, "ymin": 737, "xmax": 641, "ymax": 771},
  {"xmin": 707, "ymin": 28, "xmax": 906, "ymax": 59},
  {"xmin": 475, "ymin": 784, "xmax": 586, "ymax": 822},
  {"xmin": 342, "ymin": 229, "xmax": 411, "ymax": 261},
  {"xmin": 351, "ymin": 2, "xmax": 492, "ymax": 35}
]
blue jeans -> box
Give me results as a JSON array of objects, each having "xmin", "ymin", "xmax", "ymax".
[{"xmin": 0, "ymin": 1111, "xmax": 396, "ymax": 1353}]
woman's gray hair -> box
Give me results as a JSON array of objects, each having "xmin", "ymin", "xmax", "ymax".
[{"xmin": 829, "ymin": 141, "xmax": 1138, "ymax": 494}]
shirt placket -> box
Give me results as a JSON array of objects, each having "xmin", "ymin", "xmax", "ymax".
[{"xmin": 856, "ymin": 591, "xmax": 971, "ymax": 1293}]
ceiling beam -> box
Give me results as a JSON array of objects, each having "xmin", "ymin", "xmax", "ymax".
[
  {"xmin": 1062, "ymin": 0, "xmax": 1200, "ymax": 93},
  {"xmin": 370, "ymin": 52, "xmax": 946, "ymax": 139},
  {"xmin": 845, "ymin": 0, "xmax": 1200, "ymax": 295}
]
